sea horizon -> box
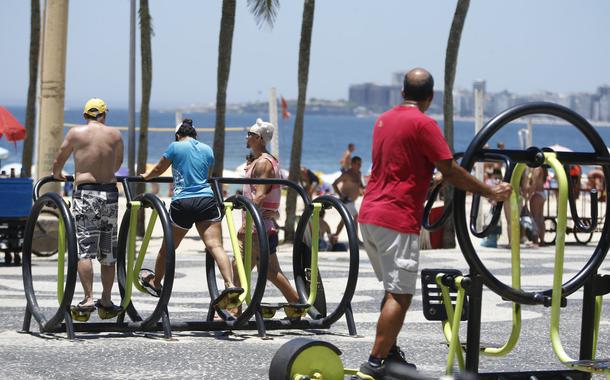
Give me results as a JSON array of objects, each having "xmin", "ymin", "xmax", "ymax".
[{"xmin": 2, "ymin": 105, "xmax": 610, "ymax": 179}]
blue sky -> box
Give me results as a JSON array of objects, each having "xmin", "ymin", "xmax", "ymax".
[{"xmin": 1, "ymin": 0, "xmax": 609, "ymax": 108}]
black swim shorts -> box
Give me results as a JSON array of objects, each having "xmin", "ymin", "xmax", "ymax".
[{"xmin": 169, "ymin": 196, "xmax": 222, "ymax": 230}]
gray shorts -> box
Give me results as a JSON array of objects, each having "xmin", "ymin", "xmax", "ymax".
[
  {"xmin": 360, "ymin": 223, "xmax": 420, "ymax": 295},
  {"xmin": 72, "ymin": 184, "xmax": 119, "ymax": 265},
  {"xmin": 342, "ymin": 200, "xmax": 358, "ymax": 217}
]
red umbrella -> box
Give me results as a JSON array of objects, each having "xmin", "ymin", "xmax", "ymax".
[{"xmin": 0, "ymin": 106, "xmax": 26, "ymax": 142}]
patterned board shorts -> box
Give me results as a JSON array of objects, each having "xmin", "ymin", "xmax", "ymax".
[{"xmin": 72, "ymin": 184, "xmax": 119, "ymax": 265}]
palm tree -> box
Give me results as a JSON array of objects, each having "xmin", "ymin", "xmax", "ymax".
[
  {"xmin": 21, "ymin": 0, "xmax": 41, "ymax": 178},
  {"xmin": 442, "ymin": 0, "xmax": 470, "ymax": 248},
  {"xmin": 284, "ymin": 0, "xmax": 315, "ymax": 242},
  {"xmin": 211, "ymin": 0, "xmax": 279, "ymax": 177},
  {"xmin": 136, "ymin": 0, "xmax": 153, "ymax": 235},
  {"xmin": 211, "ymin": 0, "xmax": 236, "ymax": 178}
]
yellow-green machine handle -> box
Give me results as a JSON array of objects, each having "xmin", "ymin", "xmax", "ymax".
[
  {"xmin": 305, "ymin": 203, "xmax": 322, "ymax": 306},
  {"xmin": 224, "ymin": 202, "xmax": 252, "ymax": 305},
  {"xmin": 546, "ymin": 153, "xmax": 608, "ymax": 376}
]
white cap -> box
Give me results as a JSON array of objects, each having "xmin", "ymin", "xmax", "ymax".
[{"xmin": 249, "ymin": 118, "xmax": 274, "ymax": 144}]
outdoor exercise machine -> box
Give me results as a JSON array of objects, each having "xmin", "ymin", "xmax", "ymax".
[
  {"xmin": 118, "ymin": 176, "xmax": 359, "ymax": 338},
  {"xmin": 21, "ymin": 175, "xmax": 176, "ymax": 339},
  {"xmin": 422, "ymin": 102, "xmax": 610, "ymax": 379},
  {"xmin": 205, "ymin": 177, "xmax": 359, "ymax": 338},
  {"xmin": 267, "ymin": 102, "xmax": 610, "ymax": 380},
  {"xmin": 21, "ymin": 175, "xmax": 360, "ymax": 339}
]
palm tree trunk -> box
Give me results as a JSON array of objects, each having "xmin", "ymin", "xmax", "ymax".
[
  {"xmin": 284, "ymin": 0, "xmax": 315, "ymax": 242},
  {"xmin": 22, "ymin": 0, "xmax": 41, "ymax": 178},
  {"xmin": 442, "ymin": 0, "xmax": 470, "ymax": 249},
  {"xmin": 212, "ymin": 0, "xmax": 236, "ymax": 178},
  {"xmin": 137, "ymin": 0, "xmax": 153, "ymax": 236}
]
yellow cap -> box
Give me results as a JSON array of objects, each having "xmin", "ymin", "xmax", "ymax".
[{"xmin": 83, "ymin": 98, "xmax": 108, "ymax": 117}]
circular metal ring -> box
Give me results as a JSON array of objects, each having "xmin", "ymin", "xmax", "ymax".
[{"xmin": 455, "ymin": 102, "xmax": 610, "ymax": 305}]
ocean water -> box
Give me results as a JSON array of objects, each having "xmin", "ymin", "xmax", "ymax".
[{"xmin": 2, "ymin": 105, "xmax": 610, "ymax": 176}]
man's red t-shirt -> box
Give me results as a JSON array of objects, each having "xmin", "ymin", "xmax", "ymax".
[{"xmin": 358, "ymin": 106, "xmax": 453, "ymax": 234}]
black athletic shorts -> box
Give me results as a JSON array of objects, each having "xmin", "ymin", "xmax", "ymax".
[{"xmin": 169, "ymin": 196, "xmax": 222, "ymax": 230}]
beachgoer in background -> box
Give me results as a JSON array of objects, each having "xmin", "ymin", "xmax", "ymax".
[
  {"xmin": 233, "ymin": 118, "xmax": 299, "ymax": 308},
  {"xmin": 587, "ymin": 167, "xmax": 605, "ymax": 201},
  {"xmin": 299, "ymin": 166, "xmax": 320, "ymax": 199},
  {"xmin": 526, "ymin": 166, "xmax": 548, "ymax": 246},
  {"xmin": 52, "ymin": 98, "xmax": 124, "ymax": 316},
  {"xmin": 332, "ymin": 156, "xmax": 365, "ymax": 243},
  {"xmin": 482, "ymin": 144, "xmax": 495, "ymax": 182},
  {"xmin": 340, "ymin": 143, "xmax": 355, "ymax": 172},
  {"xmin": 480, "ymin": 168, "xmax": 504, "ymax": 248},
  {"xmin": 141, "ymin": 119, "xmax": 242, "ymax": 309},
  {"xmin": 355, "ymin": 68, "xmax": 512, "ymax": 380},
  {"xmin": 492, "ymin": 142, "xmax": 506, "ymax": 172},
  {"xmin": 503, "ymin": 170, "xmax": 528, "ymax": 245},
  {"xmin": 303, "ymin": 208, "xmax": 340, "ymax": 252},
  {"xmin": 570, "ymin": 165, "xmax": 582, "ymax": 200}
]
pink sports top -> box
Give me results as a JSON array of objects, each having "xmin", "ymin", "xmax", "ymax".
[{"xmin": 243, "ymin": 153, "xmax": 281, "ymax": 233}]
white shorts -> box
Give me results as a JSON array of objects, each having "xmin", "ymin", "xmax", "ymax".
[{"xmin": 360, "ymin": 223, "xmax": 420, "ymax": 295}]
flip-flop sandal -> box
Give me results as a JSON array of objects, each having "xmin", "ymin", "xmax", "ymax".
[
  {"xmin": 212, "ymin": 287, "xmax": 244, "ymax": 310},
  {"xmin": 139, "ymin": 268, "xmax": 162, "ymax": 297},
  {"xmin": 74, "ymin": 300, "xmax": 96, "ymax": 312},
  {"xmin": 70, "ymin": 301, "xmax": 95, "ymax": 322},
  {"xmin": 95, "ymin": 299, "xmax": 124, "ymax": 320}
]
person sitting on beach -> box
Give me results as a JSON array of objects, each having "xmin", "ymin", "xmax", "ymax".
[
  {"xmin": 233, "ymin": 118, "xmax": 299, "ymax": 311},
  {"xmin": 52, "ymin": 98, "xmax": 124, "ymax": 316},
  {"xmin": 141, "ymin": 119, "xmax": 242, "ymax": 309},
  {"xmin": 299, "ymin": 166, "xmax": 320, "ymax": 199},
  {"xmin": 339, "ymin": 143, "xmax": 355, "ymax": 173},
  {"xmin": 303, "ymin": 208, "xmax": 343, "ymax": 252},
  {"xmin": 332, "ymin": 156, "xmax": 365, "ymax": 243}
]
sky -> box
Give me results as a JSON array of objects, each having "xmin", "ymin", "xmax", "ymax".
[{"xmin": 1, "ymin": 0, "xmax": 609, "ymax": 109}]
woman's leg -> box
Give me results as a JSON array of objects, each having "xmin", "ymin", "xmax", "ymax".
[
  {"xmin": 196, "ymin": 221, "xmax": 235, "ymax": 288},
  {"xmin": 530, "ymin": 194, "xmax": 545, "ymax": 245},
  {"xmin": 151, "ymin": 224, "xmax": 188, "ymax": 289}
]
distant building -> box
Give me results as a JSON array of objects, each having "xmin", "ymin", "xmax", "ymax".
[
  {"xmin": 348, "ymin": 77, "xmax": 610, "ymax": 122},
  {"xmin": 570, "ymin": 93, "xmax": 594, "ymax": 119}
]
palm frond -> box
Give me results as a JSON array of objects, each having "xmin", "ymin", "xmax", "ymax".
[{"xmin": 247, "ymin": 0, "xmax": 279, "ymax": 29}]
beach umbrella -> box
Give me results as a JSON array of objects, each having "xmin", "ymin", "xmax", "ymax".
[
  {"xmin": 0, "ymin": 106, "xmax": 26, "ymax": 142},
  {"xmin": 548, "ymin": 144, "xmax": 572, "ymax": 152}
]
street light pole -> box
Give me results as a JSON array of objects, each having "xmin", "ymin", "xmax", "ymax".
[{"xmin": 128, "ymin": 0, "xmax": 136, "ymax": 176}]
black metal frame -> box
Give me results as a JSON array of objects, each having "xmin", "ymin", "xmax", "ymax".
[
  {"xmin": 24, "ymin": 175, "xmax": 360, "ymax": 339},
  {"xmin": 207, "ymin": 177, "xmax": 359, "ymax": 337}
]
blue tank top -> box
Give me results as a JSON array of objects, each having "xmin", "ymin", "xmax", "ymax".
[{"xmin": 162, "ymin": 139, "xmax": 214, "ymax": 201}]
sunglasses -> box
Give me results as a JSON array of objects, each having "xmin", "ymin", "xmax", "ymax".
[{"xmin": 247, "ymin": 131, "xmax": 259, "ymax": 138}]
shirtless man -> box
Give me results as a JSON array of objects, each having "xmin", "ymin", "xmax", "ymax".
[
  {"xmin": 332, "ymin": 156, "xmax": 365, "ymax": 241},
  {"xmin": 52, "ymin": 98, "xmax": 124, "ymax": 315},
  {"xmin": 339, "ymin": 143, "xmax": 355, "ymax": 173}
]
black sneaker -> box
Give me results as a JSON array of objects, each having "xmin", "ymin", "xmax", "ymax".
[
  {"xmin": 353, "ymin": 362, "xmax": 385, "ymax": 380},
  {"xmin": 385, "ymin": 345, "xmax": 416, "ymax": 369}
]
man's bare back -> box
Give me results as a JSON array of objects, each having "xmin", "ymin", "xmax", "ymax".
[
  {"xmin": 53, "ymin": 121, "xmax": 123, "ymax": 186},
  {"xmin": 335, "ymin": 169, "xmax": 363, "ymax": 201}
]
